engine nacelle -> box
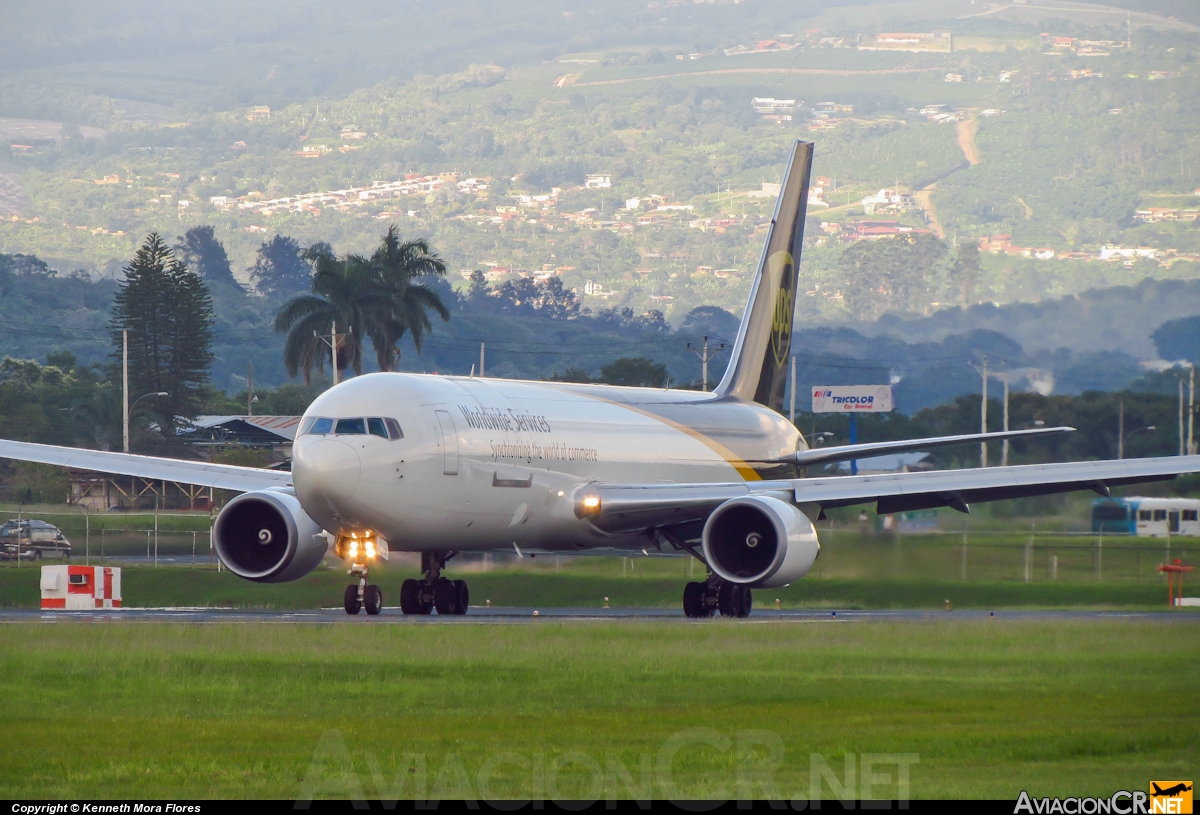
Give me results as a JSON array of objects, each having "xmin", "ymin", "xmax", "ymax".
[
  {"xmin": 701, "ymin": 495, "xmax": 820, "ymax": 588},
  {"xmin": 213, "ymin": 490, "xmax": 329, "ymax": 583}
]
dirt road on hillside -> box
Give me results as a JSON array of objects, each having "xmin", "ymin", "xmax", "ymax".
[{"xmin": 957, "ymin": 117, "xmax": 980, "ymax": 166}]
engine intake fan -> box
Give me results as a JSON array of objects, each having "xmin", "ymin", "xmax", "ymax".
[
  {"xmin": 701, "ymin": 495, "xmax": 820, "ymax": 588},
  {"xmin": 213, "ymin": 490, "xmax": 328, "ymax": 583}
]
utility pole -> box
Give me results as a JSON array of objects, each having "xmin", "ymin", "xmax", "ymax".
[
  {"xmin": 480, "ymin": 343, "xmax": 485, "ymax": 378},
  {"xmin": 316, "ymin": 322, "xmax": 351, "ymax": 385},
  {"xmin": 789, "ymin": 354, "xmax": 797, "ymax": 424},
  {"xmin": 687, "ymin": 336, "xmax": 725, "ymax": 392},
  {"xmin": 1118, "ymin": 398, "xmax": 1125, "ymax": 460},
  {"xmin": 1000, "ymin": 375, "xmax": 1010, "ymax": 467},
  {"xmin": 972, "ymin": 355, "xmax": 989, "ymax": 467},
  {"xmin": 121, "ymin": 331, "xmax": 130, "ymax": 458},
  {"xmin": 1189, "ymin": 364, "xmax": 1195, "ymax": 455},
  {"xmin": 1180, "ymin": 377, "xmax": 1186, "ymax": 456},
  {"xmin": 247, "ymin": 360, "xmax": 254, "ymax": 416}
]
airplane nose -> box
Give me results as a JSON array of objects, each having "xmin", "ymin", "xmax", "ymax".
[{"xmin": 293, "ymin": 438, "xmax": 361, "ymax": 509}]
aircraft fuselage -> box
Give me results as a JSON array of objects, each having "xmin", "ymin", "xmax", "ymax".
[{"xmin": 292, "ymin": 372, "xmax": 803, "ymax": 552}]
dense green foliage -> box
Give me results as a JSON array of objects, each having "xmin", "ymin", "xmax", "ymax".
[
  {"xmin": 275, "ymin": 227, "xmax": 450, "ymax": 381},
  {"xmin": 109, "ymin": 233, "xmax": 214, "ymax": 444},
  {"xmin": 248, "ymin": 235, "xmax": 311, "ymax": 299},
  {"xmin": 1152, "ymin": 314, "xmax": 1200, "ymax": 363},
  {"xmin": 4, "ymin": 1, "xmax": 1200, "ymax": 328}
]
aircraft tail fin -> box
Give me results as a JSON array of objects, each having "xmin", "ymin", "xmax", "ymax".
[{"xmin": 714, "ymin": 140, "xmax": 813, "ymax": 412}]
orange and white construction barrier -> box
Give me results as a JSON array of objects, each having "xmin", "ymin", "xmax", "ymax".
[{"xmin": 40, "ymin": 565, "xmax": 122, "ymax": 610}]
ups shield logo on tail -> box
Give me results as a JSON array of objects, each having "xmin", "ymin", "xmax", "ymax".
[{"xmin": 769, "ymin": 251, "xmax": 795, "ymax": 369}]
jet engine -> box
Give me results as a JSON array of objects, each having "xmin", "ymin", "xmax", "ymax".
[
  {"xmin": 213, "ymin": 490, "xmax": 329, "ymax": 583},
  {"xmin": 701, "ymin": 495, "xmax": 820, "ymax": 588}
]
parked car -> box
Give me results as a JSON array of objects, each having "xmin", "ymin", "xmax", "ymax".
[{"xmin": 0, "ymin": 519, "xmax": 72, "ymax": 560}]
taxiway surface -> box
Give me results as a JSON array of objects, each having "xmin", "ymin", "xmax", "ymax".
[{"xmin": 0, "ymin": 607, "xmax": 1196, "ymax": 623}]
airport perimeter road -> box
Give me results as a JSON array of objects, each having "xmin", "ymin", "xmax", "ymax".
[{"xmin": 0, "ymin": 607, "xmax": 1197, "ymax": 623}]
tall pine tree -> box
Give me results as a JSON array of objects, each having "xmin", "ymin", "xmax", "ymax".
[{"xmin": 110, "ymin": 233, "xmax": 214, "ymax": 448}]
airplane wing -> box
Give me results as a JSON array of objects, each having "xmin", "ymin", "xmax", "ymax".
[
  {"xmin": 787, "ymin": 426, "xmax": 1073, "ymax": 468},
  {"xmin": 582, "ymin": 455, "xmax": 1200, "ymax": 536},
  {"xmin": 0, "ymin": 439, "xmax": 292, "ymax": 493}
]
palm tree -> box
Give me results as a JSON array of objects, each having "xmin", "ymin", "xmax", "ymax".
[
  {"xmin": 274, "ymin": 248, "xmax": 383, "ymax": 385},
  {"xmin": 274, "ymin": 228, "xmax": 452, "ymax": 383},
  {"xmin": 368, "ymin": 225, "xmax": 450, "ymax": 372}
]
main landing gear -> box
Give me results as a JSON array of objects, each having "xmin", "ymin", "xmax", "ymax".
[
  {"xmin": 400, "ymin": 551, "xmax": 469, "ymax": 616},
  {"xmin": 683, "ymin": 571, "xmax": 753, "ymax": 619}
]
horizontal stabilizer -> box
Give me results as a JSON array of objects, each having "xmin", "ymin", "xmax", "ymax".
[{"xmin": 791, "ymin": 426, "xmax": 1074, "ymax": 469}]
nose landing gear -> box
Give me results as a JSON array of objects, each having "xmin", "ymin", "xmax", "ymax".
[
  {"xmin": 400, "ymin": 551, "xmax": 468, "ymax": 616},
  {"xmin": 344, "ymin": 562, "xmax": 383, "ymax": 615}
]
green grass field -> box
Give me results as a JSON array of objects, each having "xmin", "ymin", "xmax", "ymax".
[
  {"xmin": 0, "ymin": 563, "xmax": 1183, "ymax": 610},
  {"xmin": 0, "ymin": 520, "xmax": 1190, "ymax": 611},
  {"xmin": 0, "ymin": 620, "xmax": 1195, "ymax": 799}
]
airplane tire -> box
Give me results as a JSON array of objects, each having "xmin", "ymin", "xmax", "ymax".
[
  {"xmin": 364, "ymin": 585, "xmax": 383, "ymax": 616},
  {"xmin": 400, "ymin": 579, "xmax": 421, "ymax": 615},
  {"xmin": 738, "ymin": 587, "xmax": 753, "ymax": 618},
  {"xmin": 453, "ymin": 579, "xmax": 469, "ymax": 615},
  {"xmin": 717, "ymin": 582, "xmax": 739, "ymax": 617},
  {"xmin": 682, "ymin": 582, "xmax": 705, "ymax": 618},
  {"xmin": 343, "ymin": 584, "xmax": 361, "ymax": 615},
  {"xmin": 433, "ymin": 577, "xmax": 457, "ymax": 615}
]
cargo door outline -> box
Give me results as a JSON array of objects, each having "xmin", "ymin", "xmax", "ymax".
[{"xmin": 435, "ymin": 410, "xmax": 459, "ymax": 475}]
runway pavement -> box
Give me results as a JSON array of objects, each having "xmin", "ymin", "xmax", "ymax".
[{"xmin": 0, "ymin": 606, "xmax": 1196, "ymax": 623}]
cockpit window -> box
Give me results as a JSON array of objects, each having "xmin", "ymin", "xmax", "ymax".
[
  {"xmin": 335, "ymin": 418, "xmax": 367, "ymax": 435},
  {"xmin": 304, "ymin": 417, "xmax": 402, "ymax": 439}
]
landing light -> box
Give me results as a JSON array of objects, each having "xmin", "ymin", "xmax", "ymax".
[
  {"xmin": 335, "ymin": 530, "xmax": 385, "ymax": 562},
  {"xmin": 575, "ymin": 493, "xmax": 602, "ymax": 519}
]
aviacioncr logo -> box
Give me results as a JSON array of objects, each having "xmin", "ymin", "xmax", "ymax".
[{"xmin": 768, "ymin": 251, "xmax": 795, "ymax": 368}]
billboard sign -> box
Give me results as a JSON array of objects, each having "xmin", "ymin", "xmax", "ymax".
[{"xmin": 811, "ymin": 385, "xmax": 894, "ymax": 413}]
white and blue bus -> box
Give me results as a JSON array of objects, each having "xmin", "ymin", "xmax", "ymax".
[{"xmin": 1091, "ymin": 497, "xmax": 1200, "ymax": 537}]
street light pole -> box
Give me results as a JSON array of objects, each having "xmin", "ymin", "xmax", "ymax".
[
  {"xmin": 1121, "ymin": 423, "xmax": 1156, "ymax": 460},
  {"xmin": 122, "ymin": 330, "xmax": 129, "ymax": 453},
  {"xmin": 125, "ymin": 391, "xmax": 168, "ymax": 453}
]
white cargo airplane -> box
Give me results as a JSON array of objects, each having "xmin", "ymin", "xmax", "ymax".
[{"xmin": 3, "ymin": 140, "xmax": 1199, "ymax": 617}]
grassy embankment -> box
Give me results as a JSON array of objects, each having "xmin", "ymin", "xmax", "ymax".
[{"xmin": 0, "ymin": 621, "xmax": 1195, "ymax": 798}]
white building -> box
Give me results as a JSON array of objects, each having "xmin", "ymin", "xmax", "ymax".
[
  {"xmin": 751, "ymin": 97, "xmax": 797, "ymax": 113},
  {"xmin": 862, "ymin": 189, "xmax": 915, "ymax": 215}
]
